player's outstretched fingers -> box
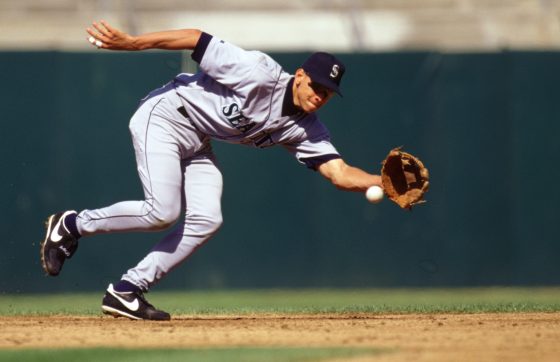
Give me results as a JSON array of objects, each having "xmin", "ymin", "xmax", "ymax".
[
  {"xmin": 100, "ymin": 20, "xmax": 118, "ymax": 37},
  {"xmin": 86, "ymin": 27, "xmax": 97, "ymax": 38},
  {"xmin": 93, "ymin": 21, "xmax": 112, "ymax": 39},
  {"xmin": 86, "ymin": 21, "xmax": 132, "ymax": 50},
  {"xmin": 86, "ymin": 33, "xmax": 104, "ymax": 49}
]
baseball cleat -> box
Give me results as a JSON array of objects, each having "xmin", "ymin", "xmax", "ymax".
[
  {"xmin": 101, "ymin": 283, "xmax": 171, "ymax": 321},
  {"xmin": 40, "ymin": 210, "xmax": 79, "ymax": 276}
]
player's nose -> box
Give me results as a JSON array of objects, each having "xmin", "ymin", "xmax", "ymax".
[
  {"xmin": 312, "ymin": 93, "xmax": 325, "ymax": 104},
  {"xmin": 314, "ymin": 89, "xmax": 332, "ymax": 104},
  {"xmin": 314, "ymin": 94, "xmax": 329, "ymax": 107}
]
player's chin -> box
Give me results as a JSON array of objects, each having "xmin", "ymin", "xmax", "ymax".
[{"xmin": 304, "ymin": 102, "xmax": 320, "ymax": 113}]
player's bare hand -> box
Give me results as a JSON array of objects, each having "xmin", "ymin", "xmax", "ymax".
[{"xmin": 86, "ymin": 20, "xmax": 137, "ymax": 50}]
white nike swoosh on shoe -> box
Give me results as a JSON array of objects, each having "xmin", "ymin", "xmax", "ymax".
[
  {"xmin": 50, "ymin": 210, "xmax": 75, "ymax": 243},
  {"xmin": 107, "ymin": 284, "xmax": 140, "ymax": 312}
]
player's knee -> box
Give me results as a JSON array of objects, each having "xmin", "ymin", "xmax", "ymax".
[
  {"xmin": 187, "ymin": 212, "xmax": 223, "ymax": 236},
  {"xmin": 148, "ymin": 206, "xmax": 181, "ymax": 231},
  {"xmin": 205, "ymin": 213, "xmax": 223, "ymax": 234}
]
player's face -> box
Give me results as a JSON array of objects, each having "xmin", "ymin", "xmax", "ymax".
[{"xmin": 294, "ymin": 70, "xmax": 334, "ymax": 113}]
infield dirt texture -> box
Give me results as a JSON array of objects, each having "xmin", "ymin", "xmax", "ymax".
[{"xmin": 2, "ymin": 312, "xmax": 559, "ymax": 361}]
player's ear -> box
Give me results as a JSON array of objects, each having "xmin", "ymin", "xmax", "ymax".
[{"xmin": 295, "ymin": 68, "xmax": 305, "ymax": 86}]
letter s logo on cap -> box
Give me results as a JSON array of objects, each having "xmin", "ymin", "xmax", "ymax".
[{"xmin": 330, "ymin": 64, "xmax": 340, "ymax": 79}]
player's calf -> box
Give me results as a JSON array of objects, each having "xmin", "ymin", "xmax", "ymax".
[{"xmin": 40, "ymin": 210, "xmax": 80, "ymax": 276}]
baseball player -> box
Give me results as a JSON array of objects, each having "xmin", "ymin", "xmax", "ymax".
[{"xmin": 40, "ymin": 20, "xmax": 382, "ymax": 321}]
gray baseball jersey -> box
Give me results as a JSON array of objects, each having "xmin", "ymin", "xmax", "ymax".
[
  {"xmin": 145, "ymin": 32, "xmax": 341, "ymax": 167},
  {"xmin": 76, "ymin": 32, "xmax": 341, "ymax": 291}
]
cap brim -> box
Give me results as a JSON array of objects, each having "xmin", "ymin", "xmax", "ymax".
[{"xmin": 307, "ymin": 72, "xmax": 343, "ymax": 97}]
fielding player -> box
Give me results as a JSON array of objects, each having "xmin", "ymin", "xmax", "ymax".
[{"xmin": 40, "ymin": 21, "xmax": 382, "ymax": 320}]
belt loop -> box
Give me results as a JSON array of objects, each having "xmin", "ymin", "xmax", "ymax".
[{"xmin": 177, "ymin": 106, "xmax": 189, "ymax": 119}]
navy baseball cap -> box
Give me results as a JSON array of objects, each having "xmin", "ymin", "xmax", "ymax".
[{"xmin": 302, "ymin": 52, "xmax": 346, "ymax": 96}]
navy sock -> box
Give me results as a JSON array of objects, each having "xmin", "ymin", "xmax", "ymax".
[
  {"xmin": 114, "ymin": 280, "xmax": 142, "ymax": 294},
  {"xmin": 63, "ymin": 213, "xmax": 81, "ymax": 239}
]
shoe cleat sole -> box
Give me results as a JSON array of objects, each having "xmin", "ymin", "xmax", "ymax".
[{"xmin": 40, "ymin": 215, "xmax": 56, "ymax": 276}]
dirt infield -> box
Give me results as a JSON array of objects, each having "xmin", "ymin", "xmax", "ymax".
[{"xmin": 1, "ymin": 313, "xmax": 559, "ymax": 361}]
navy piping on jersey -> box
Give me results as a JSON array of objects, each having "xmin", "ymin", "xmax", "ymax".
[
  {"xmin": 300, "ymin": 153, "xmax": 341, "ymax": 170},
  {"xmin": 191, "ymin": 32, "xmax": 213, "ymax": 64},
  {"xmin": 138, "ymin": 81, "xmax": 176, "ymax": 108}
]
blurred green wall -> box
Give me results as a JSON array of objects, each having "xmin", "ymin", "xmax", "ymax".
[{"xmin": 1, "ymin": 51, "xmax": 559, "ymax": 293}]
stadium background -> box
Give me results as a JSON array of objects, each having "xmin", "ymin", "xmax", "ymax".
[{"xmin": 1, "ymin": 0, "xmax": 559, "ymax": 293}]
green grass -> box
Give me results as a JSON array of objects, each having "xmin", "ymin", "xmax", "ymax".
[
  {"xmin": 2, "ymin": 288, "xmax": 558, "ymax": 361},
  {"xmin": 0, "ymin": 347, "xmax": 384, "ymax": 362},
  {"xmin": 1, "ymin": 287, "xmax": 560, "ymax": 315}
]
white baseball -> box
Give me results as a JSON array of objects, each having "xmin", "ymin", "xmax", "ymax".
[{"xmin": 365, "ymin": 185, "xmax": 384, "ymax": 203}]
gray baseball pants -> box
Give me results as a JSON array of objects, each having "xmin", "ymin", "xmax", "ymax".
[{"xmin": 75, "ymin": 91, "xmax": 223, "ymax": 291}]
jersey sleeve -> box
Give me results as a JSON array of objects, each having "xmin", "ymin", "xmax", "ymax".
[
  {"xmin": 281, "ymin": 116, "xmax": 341, "ymax": 170},
  {"xmin": 190, "ymin": 32, "xmax": 280, "ymax": 95}
]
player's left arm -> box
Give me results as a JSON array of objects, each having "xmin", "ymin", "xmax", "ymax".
[
  {"xmin": 318, "ymin": 158, "xmax": 382, "ymax": 192},
  {"xmin": 86, "ymin": 20, "xmax": 202, "ymax": 51}
]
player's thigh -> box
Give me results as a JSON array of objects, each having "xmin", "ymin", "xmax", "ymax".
[
  {"xmin": 131, "ymin": 112, "xmax": 183, "ymax": 211},
  {"xmin": 183, "ymin": 156, "xmax": 223, "ymax": 221}
]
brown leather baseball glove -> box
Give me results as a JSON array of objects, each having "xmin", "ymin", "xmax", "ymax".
[{"xmin": 381, "ymin": 147, "xmax": 429, "ymax": 210}]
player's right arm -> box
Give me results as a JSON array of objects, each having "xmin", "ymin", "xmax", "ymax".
[
  {"xmin": 318, "ymin": 158, "xmax": 382, "ymax": 192},
  {"xmin": 88, "ymin": 21, "xmax": 276, "ymax": 96},
  {"xmin": 86, "ymin": 20, "xmax": 202, "ymax": 51}
]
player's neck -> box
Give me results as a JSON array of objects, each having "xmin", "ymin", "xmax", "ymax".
[{"xmin": 281, "ymin": 77, "xmax": 301, "ymax": 116}]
